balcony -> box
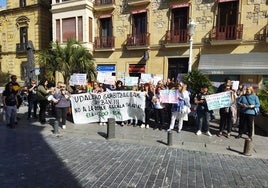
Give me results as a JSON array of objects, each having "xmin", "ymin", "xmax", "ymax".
[
  {"xmin": 94, "ymin": 0, "xmax": 115, "ymax": 11},
  {"xmin": 127, "ymin": 0, "xmax": 151, "ymax": 7},
  {"xmin": 210, "ymin": 24, "xmax": 243, "ymax": 45},
  {"xmin": 163, "ymin": 29, "xmax": 189, "ymax": 48},
  {"xmin": 126, "ymin": 33, "xmax": 150, "ymax": 50},
  {"xmin": 16, "ymin": 43, "xmax": 27, "ymax": 52},
  {"xmin": 94, "ymin": 36, "xmax": 115, "ymax": 51}
]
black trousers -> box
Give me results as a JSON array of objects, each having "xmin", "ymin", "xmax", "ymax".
[
  {"xmin": 55, "ymin": 107, "xmax": 68, "ymax": 125},
  {"xmin": 39, "ymin": 100, "xmax": 48, "ymax": 123},
  {"xmin": 238, "ymin": 113, "xmax": 254, "ymax": 138}
]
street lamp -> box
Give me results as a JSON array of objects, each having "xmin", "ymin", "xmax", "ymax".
[{"xmin": 187, "ymin": 20, "xmax": 196, "ymax": 72}]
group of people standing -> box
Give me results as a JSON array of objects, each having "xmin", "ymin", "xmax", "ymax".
[
  {"xmin": 2, "ymin": 76, "xmax": 71, "ymax": 129},
  {"xmin": 1, "ymin": 75, "xmax": 260, "ymax": 142}
]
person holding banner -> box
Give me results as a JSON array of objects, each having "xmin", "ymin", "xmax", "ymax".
[
  {"xmin": 217, "ymin": 85, "xmax": 236, "ymax": 138},
  {"xmin": 236, "ymin": 86, "xmax": 260, "ymax": 141},
  {"xmin": 194, "ymin": 85, "xmax": 212, "ymax": 136},
  {"xmin": 168, "ymin": 82, "xmax": 191, "ymax": 132},
  {"xmin": 152, "ymin": 86, "xmax": 165, "ymax": 130}
]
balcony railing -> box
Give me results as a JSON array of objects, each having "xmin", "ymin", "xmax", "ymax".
[
  {"xmin": 16, "ymin": 43, "xmax": 27, "ymax": 52},
  {"xmin": 126, "ymin": 33, "xmax": 150, "ymax": 46},
  {"xmin": 94, "ymin": 0, "xmax": 114, "ymax": 6},
  {"xmin": 94, "ymin": 36, "xmax": 115, "ymax": 48},
  {"xmin": 164, "ymin": 29, "xmax": 188, "ymax": 44},
  {"xmin": 210, "ymin": 24, "xmax": 243, "ymax": 40}
]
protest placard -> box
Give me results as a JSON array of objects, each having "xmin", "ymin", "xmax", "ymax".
[
  {"xmin": 159, "ymin": 90, "xmax": 178, "ymax": 103},
  {"xmin": 205, "ymin": 91, "xmax": 232, "ymax": 111},
  {"xmin": 70, "ymin": 91, "xmax": 145, "ymax": 124},
  {"xmin": 140, "ymin": 73, "xmax": 153, "ymax": 84},
  {"xmin": 69, "ymin": 73, "xmax": 87, "ymax": 86},
  {"xmin": 125, "ymin": 77, "xmax": 139, "ymax": 86}
]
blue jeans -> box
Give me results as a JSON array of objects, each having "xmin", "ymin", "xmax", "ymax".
[
  {"xmin": 196, "ymin": 110, "xmax": 210, "ymax": 132},
  {"xmin": 5, "ymin": 105, "xmax": 17, "ymax": 125}
]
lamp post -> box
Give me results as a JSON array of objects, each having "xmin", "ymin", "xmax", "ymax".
[{"xmin": 187, "ymin": 20, "xmax": 196, "ymax": 72}]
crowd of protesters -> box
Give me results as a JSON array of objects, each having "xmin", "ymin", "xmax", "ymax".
[{"xmin": 1, "ymin": 75, "xmax": 260, "ymax": 141}]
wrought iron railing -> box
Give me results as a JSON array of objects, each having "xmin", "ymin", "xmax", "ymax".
[
  {"xmin": 126, "ymin": 33, "xmax": 150, "ymax": 46},
  {"xmin": 164, "ymin": 29, "xmax": 188, "ymax": 44},
  {"xmin": 210, "ymin": 24, "xmax": 243, "ymax": 40},
  {"xmin": 94, "ymin": 36, "xmax": 115, "ymax": 48}
]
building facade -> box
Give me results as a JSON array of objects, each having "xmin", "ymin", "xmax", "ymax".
[
  {"xmin": 0, "ymin": 0, "xmax": 52, "ymax": 84},
  {"xmin": 91, "ymin": 0, "xmax": 267, "ymax": 86},
  {"xmin": 3, "ymin": 0, "xmax": 267, "ymax": 86}
]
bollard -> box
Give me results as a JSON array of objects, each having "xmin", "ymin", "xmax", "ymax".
[
  {"xmin": 167, "ymin": 131, "xmax": 173, "ymax": 146},
  {"xmin": 107, "ymin": 118, "xmax": 115, "ymax": 139},
  {"xmin": 54, "ymin": 120, "xmax": 60, "ymax": 134},
  {"xmin": 243, "ymin": 138, "xmax": 253, "ymax": 156}
]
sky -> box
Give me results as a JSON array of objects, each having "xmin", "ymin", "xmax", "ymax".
[{"xmin": 0, "ymin": 0, "xmax": 6, "ymax": 7}]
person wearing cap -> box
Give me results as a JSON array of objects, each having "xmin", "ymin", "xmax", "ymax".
[{"xmin": 194, "ymin": 85, "xmax": 212, "ymax": 136}]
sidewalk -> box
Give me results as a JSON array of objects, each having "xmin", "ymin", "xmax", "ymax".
[
  {"xmin": 1, "ymin": 106, "xmax": 268, "ymax": 187},
  {"xmin": 14, "ymin": 106, "xmax": 268, "ymax": 159}
]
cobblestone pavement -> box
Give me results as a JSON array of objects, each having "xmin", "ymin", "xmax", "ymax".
[{"xmin": 0, "ymin": 106, "xmax": 268, "ymax": 188}]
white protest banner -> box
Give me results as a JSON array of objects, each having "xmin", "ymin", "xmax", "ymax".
[
  {"xmin": 125, "ymin": 77, "xmax": 139, "ymax": 86},
  {"xmin": 159, "ymin": 90, "xmax": 178, "ymax": 103},
  {"xmin": 205, "ymin": 91, "xmax": 232, "ymax": 111},
  {"xmin": 70, "ymin": 91, "xmax": 145, "ymax": 124}
]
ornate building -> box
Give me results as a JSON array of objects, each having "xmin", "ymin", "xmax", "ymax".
[
  {"xmin": 2, "ymin": 0, "xmax": 267, "ymax": 86},
  {"xmin": 91, "ymin": 0, "xmax": 267, "ymax": 86},
  {"xmin": 0, "ymin": 0, "xmax": 52, "ymax": 84}
]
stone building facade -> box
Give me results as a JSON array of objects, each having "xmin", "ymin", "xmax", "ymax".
[
  {"xmin": 1, "ymin": 0, "xmax": 268, "ymax": 86},
  {"xmin": 90, "ymin": 0, "xmax": 268, "ymax": 86},
  {"xmin": 0, "ymin": 0, "xmax": 51, "ymax": 84}
]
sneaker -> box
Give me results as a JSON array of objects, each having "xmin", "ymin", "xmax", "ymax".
[
  {"xmin": 140, "ymin": 124, "xmax": 145, "ymax": 128},
  {"xmin": 205, "ymin": 131, "xmax": 212, "ymax": 136},
  {"xmin": 146, "ymin": 125, "xmax": 149, "ymax": 129},
  {"xmin": 103, "ymin": 122, "xmax": 107, "ymax": 126},
  {"xmin": 196, "ymin": 130, "xmax": 202, "ymax": 135},
  {"xmin": 62, "ymin": 125, "xmax": 66, "ymax": 129},
  {"xmin": 99, "ymin": 122, "xmax": 102, "ymax": 126}
]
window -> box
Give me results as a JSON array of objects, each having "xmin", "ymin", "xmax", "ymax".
[
  {"xmin": 78, "ymin": 17, "xmax": 83, "ymax": 41},
  {"xmin": 62, "ymin": 17, "xmax": 76, "ymax": 42},
  {"xmin": 20, "ymin": 0, "xmax": 26, "ymax": 7},
  {"xmin": 89, "ymin": 17, "xmax": 93, "ymax": 42},
  {"xmin": 132, "ymin": 12, "xmax": 147, "ymax": 35},
  {"xmin": 172, "ymin": 7, "xmax": 188, "ymax": 32},
  {"xmin": 56, "ymin": 19, "xmax": 60, "ymax": 42},
  {"xmin": 100, "ymin": 17, "xmax": 112, "ymax": 37},
  {"xmin": 168, "ymin": 58, "xmax": 188, "ymax": 81},
  {"xmin": 217, "ymin": 1, "xmax": 238, "ymax": 27},
  {"xmin": 20, "ymin": 27, "xmax": 28, "ymax": 45}
]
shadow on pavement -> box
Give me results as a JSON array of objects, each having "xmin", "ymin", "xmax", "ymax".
[{"xmin": 0, "ymin": 110, "xmax": 82, "ymax": 187}]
